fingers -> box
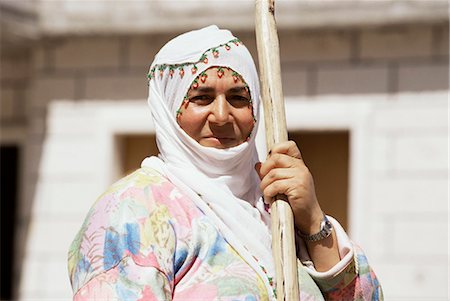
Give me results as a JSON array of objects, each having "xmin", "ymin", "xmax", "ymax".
[
  {"xmin": 259, "ymin": 167, "xmax": 310, "ymax": 196},
  {"xmin": 259, "ymin": 152, "xmax": 306, "ymax": 178},
  {"xmin": 261, "ymin": 177, "xmax": 303, "ymax": 199},
  {"xmin": 259, "ymin": 167, "xmax": 296, "ymax": 192},
  {"xmin": 270, "ymin": 140, "xmax": 302, "ymax": 160}
]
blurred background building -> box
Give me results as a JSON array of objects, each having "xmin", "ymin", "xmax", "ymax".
[{"xmin": 0, "ymin": 0, "xmax": 448, "ymax": 300}]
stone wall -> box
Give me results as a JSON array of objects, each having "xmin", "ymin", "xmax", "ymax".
[{"xmin": 367, "ymin": 94, "xmax": 448, "ymax": 299}]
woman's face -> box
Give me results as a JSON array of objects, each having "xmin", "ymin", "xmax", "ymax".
[{"xmin": 177, "ymin": 67, "xmax": 255, "ymax": 149}]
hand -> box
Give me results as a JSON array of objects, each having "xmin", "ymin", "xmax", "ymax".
[{"xmin": 255, "ymin": 141, "xmax": 324, "ymax": 235}]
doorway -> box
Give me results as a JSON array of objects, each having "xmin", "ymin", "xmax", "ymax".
[
  {"xmin": 1, "ymin": 145, "xmax": 20, "ymax": 299},
  {"xmin": 289, "ymin": 131, "xmax": 349, "ymax": 230}
]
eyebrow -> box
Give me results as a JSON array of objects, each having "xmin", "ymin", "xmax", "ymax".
[
  {"xmin": 188, "ymin": 85, "xmax": 249, "ymax": 95},
  {"xmin": 191, "ymin": 87, "xmax": 215, "ymax": 94},
  {"xmin": 228, "ymin": 86, "xmax": 249, "ymax": 94}
]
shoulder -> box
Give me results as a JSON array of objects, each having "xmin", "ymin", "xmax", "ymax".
[
  {"xmin": 68, "ymin": 167, "xmax": 201, "ymax": 293},
  {"xmin": 70, "ymin": 167, "xmax": 202, "ymax": 249}
]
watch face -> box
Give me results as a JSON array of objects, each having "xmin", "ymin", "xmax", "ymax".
[{"xmin": 324, "ymin": 220, "xmax": 333, "ymax": 231}]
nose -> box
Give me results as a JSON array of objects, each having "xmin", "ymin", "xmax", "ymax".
[{"xmin": 209, "ymin": 95, "xmax": 231, "ymax": 125}]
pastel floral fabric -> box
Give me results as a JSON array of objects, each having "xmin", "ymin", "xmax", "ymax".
[{"xmin": 68, "ymin": 167, "xmax": 383, "ymax": 300}]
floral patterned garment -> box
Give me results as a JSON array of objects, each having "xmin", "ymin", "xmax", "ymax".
[{"xmin": 68, "ymin": 167, "xmax": 383, "ymax": 300}]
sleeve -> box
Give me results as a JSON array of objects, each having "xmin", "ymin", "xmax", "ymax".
[
  {"xmin": 73, "ymin": 256, "xmax": 173, "ymax": 301},
  {"xmin": 298, "ymin": 216, "xmax": 384, "ymax": 300},
  {"xmin": 68, "ymin": 177, "xmax": 178, "ymax": 301}
]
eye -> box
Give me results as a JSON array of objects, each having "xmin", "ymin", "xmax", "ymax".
[
  {"xmin": 228, "ymin": 95, "xmax": 250, "ymax": 108},
  {"xmin": 189, "ymin": 95, "xmax": 214, "ymax": 106}
]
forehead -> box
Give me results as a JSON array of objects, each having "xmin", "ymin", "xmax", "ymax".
[{"xmin": 188, "ymin": 67, "xmax": 250, "ymax": 94}]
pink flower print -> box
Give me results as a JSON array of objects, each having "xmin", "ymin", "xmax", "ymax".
[
  {"xmin": 137, "ymin": 286, "xmax": 160, "ymax": 301},
  {"xmin": 151, "ymin": 182, "xmax": 200, "ymax": 228},
  {"xmin": 132, "ymin": 251, "xmax": 161, "ymax": 269}
]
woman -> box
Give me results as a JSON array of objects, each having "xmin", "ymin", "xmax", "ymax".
[{"xmin": 68, "ymin": 25, "xmax": 382, "ymax": 300}]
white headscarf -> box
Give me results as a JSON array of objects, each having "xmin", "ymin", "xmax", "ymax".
[{"xmin": 142, "ymin": 25, "xmax": 275, "ymax": 299}]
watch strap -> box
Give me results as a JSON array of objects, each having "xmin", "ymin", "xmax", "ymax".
[{"xmin": 297, "ymin": 214, "xmax": 333, "ymax": 242}]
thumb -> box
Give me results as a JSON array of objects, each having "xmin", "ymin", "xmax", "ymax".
[{"xmin": 254, "ymin": 162, "xmax": 263, "ymax": 180}]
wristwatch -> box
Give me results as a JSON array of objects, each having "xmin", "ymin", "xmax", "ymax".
[{"xmin": 297, "ymin": 214, "xmax": 333, "ymax": 242}]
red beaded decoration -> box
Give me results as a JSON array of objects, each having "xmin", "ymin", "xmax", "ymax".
[
  {"xmin": 191, "ymin": 78, "xmax": 199, "ymax": 89},
  {"xmin": 147, "ymin": 38, "xmax": 243, "ymax": 82},
  {"xmin": 201, "ymin": 54, "xmax": 208, "ymax": 64},
  {"xmin": 200, "ymin": 71, "xmax": 207, "ymax": 83},
  {"xmin": 217, "ymin": 67, "xmax": 224, "ymax": 78},
  {"xmin": 212, "ymin": 48, "xmax": 219, "ymax": 58}
]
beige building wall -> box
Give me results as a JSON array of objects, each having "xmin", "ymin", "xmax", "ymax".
[{"xmin": 0, "ymin": 2, "xmax": 448, "ymax": 300}]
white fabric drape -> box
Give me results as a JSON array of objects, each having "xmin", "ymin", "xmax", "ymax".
[{"xmin": 141, "ymin": 25, "xmax": 275, "ymax": 299}]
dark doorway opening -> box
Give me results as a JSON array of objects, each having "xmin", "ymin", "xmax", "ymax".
[
  {"xmin": 1, "ymin": 145, "xmax": 20, "ymax": 300},
  {"xmin": 289, "ymin": 131, "xmax": 349, "ymax": 230}
]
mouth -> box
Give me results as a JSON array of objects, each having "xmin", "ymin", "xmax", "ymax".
[
  {"xmin": 206, "ymin": 136, "xmax": 234, "ymax": 141},
  {"xmin": 203, "ymin": 136, "xmax": 236, "ymax": 147}
]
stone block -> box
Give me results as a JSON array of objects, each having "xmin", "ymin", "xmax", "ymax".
[
  {"xmin": 434, "ymin": 23, "xmax": 449, "ymax": 57},
  {"xmin": 394, "ymin": 135, "xmax": 447, "ymax": 172},
  {"xmin": 18, "ymin": 257, "xmax": 43, "ymax": 295},
  {"xmin": 33, "ymin": 179, "xmax": 103, "ymax": 217},
  {"xmin": 372, "ymin": 99, "xmax": 447, "ymax": 131},
  {"xmin": 392, "ymin": 217, "xmax": 447, "ymax": 257},
  {"xmin": 317, "ymin": 65, "xmax": 388, "ymax": 94},
  {"xmin": 41, "ymin": 257, "xmax": 73, "ymax": 297},
  {"xmin": 281, "ymin": 68, "xmax": 308, "ymax": 96},
  {"xmin": 20, "ymin": 255, "xmax": 72, "ymax": 299},
  {"xmin": 26, "ymin": 217, "xmax": 82, "ymax": 254},
  {"xmin": 128, "ymin": 35, "xmax": 167, "ymax": 68},
  {"xmin": 0, "ymin": 88, "xmax": 16, "ymax": 120},
  {"xmin": 375, "ymin": 262, "xmax": 448, "ymax": 300},
  {"xmin": 32, "ymin": 45, "xmax": 47, "ymax": 71},
  {"xmin": 0, "ymin": 52, "xmax": 30, "ymax": 80},
  {"xmin": 46, "ymin": 102, "xmax": 99, "ymax": 135},
  {"xmin": 26, "ymin": 116, "xmax": 47, "ymax": 138},
  {"xmin": 369, "ymin": 218, "xmax": 391, "ymax": 257},
  {"xmin": 360, "ymin": 25, "xmax": 433, "ymax": 60},
  {"xmin": 85, "ymin": 74, "xmax": 146, "ymax": 100},
  {"xmin": 53, "ymin": 37, "xmax": 121, "ymax": 69},
  {"xmin": 368, "ymin": 135, "xmax": 392, "ymax": 173},
  {"xmin": 371, "ymin": 178, "xmax": 448, "ymax": 214},
  {"xmin": 28, "ymin": 77, "xmax": 76, "ymax": 111},
  {"xmin": 38, "ymin": 135, "xmax": 103, "ymax": 176},
  {"xmin": 279, "ymin": 30, "xmax": 352, "ymax": 62},
  {"xmin": 398, "ymin": 64, "xmax": 449, "ymax": 92}
]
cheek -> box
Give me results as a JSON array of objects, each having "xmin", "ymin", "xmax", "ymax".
[
  {"xmin": 236, "ymin": 108, "xmax": 255, "ymax": 135},
  {"xmin": 177, "ymin": 107, "xmax": 208, "ymax": 138}
]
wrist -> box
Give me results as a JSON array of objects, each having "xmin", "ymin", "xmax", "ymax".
[
  {"xmin": 296, "ymin": 213, "xmax": 333, "ymax": 242},
  {"xmin": 295, "ymin": 208, "xmax": 324, "ymax": 234}
]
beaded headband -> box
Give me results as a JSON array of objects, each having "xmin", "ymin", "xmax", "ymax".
[{"xmin": 147, "ymin": 38, "xmax": 242, "ymax": 81}]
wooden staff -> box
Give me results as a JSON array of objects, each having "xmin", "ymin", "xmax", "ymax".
[{"xmin": 255, "ymin": 0, "xmax": 300, "ymax": 300}]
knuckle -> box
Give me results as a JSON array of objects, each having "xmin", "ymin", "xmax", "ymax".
[
  {"xmin": 272, "ymin": 153, "xmax": 283, "ymax": 163},
  {"xmin": 264, "ymin": 186, "xmax": 275, "ymax": 197},
  {"xmin": 267, "ymin": 169, "xmax": 277, "ymax": 180},
  {"xmin": 272, "ymin": 181, "xmax": 282, "ymax": 193}
]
